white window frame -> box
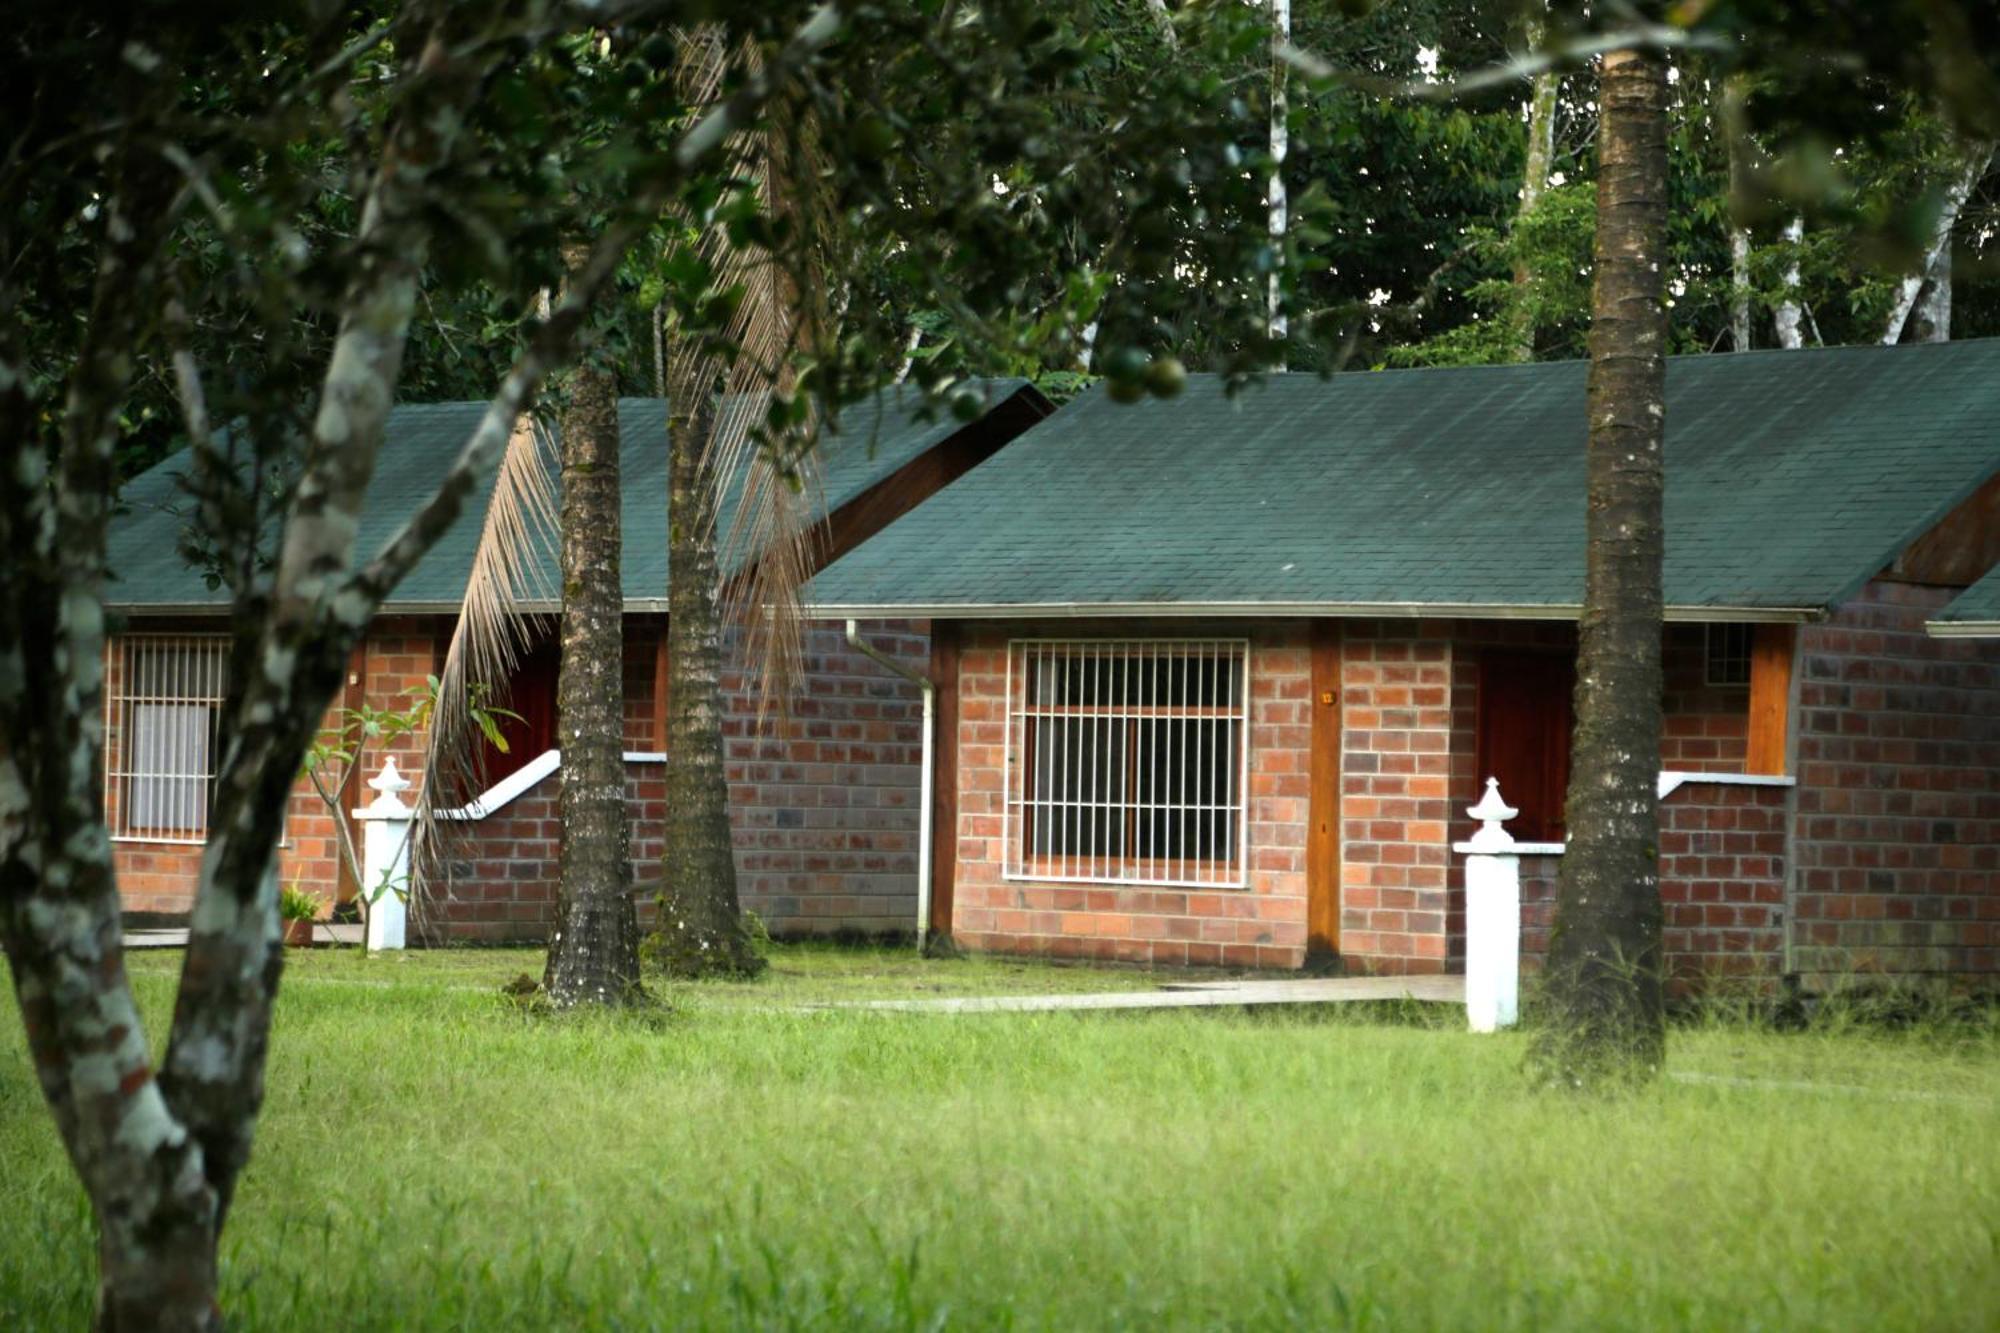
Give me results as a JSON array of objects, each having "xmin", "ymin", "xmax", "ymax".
[
  {"xmin": 105, "ymin": 634, "xmax": 230, "ymax": 843},
  {"xmin": 1003, "ymin": 637, "xmax": 1251, "ymax": 889}
]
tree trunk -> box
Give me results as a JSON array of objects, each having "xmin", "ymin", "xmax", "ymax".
[
  {"xmin": 1772, "ymin": 217, "xmax": 1805, "ymax": 349},
  {"xmin": 543, "ymin": 240, "xmax": 643, "ymax": 1007},
  {"xmin": 649, "ymin": 390, "xmax": 764, "ymax": 977},
  {"xmin": 1510, "ymin": 24, "xmax": 1559, "ymax": 362},
  {"xmin": 1719, "ymin": 73, "xmax": 1758, "ymax": 351},
  {"xmin": 1883, "ymin": 143, "xmax": 1990, "ymax": 344},
  {"xmin": 1533, "ymin": 47, "xmax": 1669, "ymax": 1088},
  {"xmin": 1911, "ymin": 247, "xmax": 1953, "ymax": 342},
  {"xmin": 1727, "ymin": 225, "xmax": 1753, "ymax": 350}
]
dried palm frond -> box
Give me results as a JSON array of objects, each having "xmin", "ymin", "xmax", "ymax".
[
  {"xmin": 410, "ymin": 409, "xmax": 558, "ymax": 923},
  {"xmin": 669, "ymin": 25, "xmax": 838, "ymax": 724}
]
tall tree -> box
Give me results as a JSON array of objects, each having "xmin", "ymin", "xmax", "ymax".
[
  {"xmin": 651, "ymin": 369, "xmax": 766, "ymax": 975},
  {"xmin": 0, "ymin": 7, "xmax": 848, "ymax": 1318},
  {"xmin": 1533, "ymin": 44, "xmax": 1671, "ymax": 1087},
  {"xmin": 543, "ymin": 239, "xmax": 643, "ymax": 1005},
  {"xmin": 1512, "ymin": 7, "xmax": 1561, "ymax": 361}
]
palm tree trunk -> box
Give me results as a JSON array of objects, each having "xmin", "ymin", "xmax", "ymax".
[
  {"xmin": 650, "ymin": 388, "xmax": 764, "ymax": 977},
  {"xmin": 543, "ymin": 241, "xmax": 643, "ymax": 1006},
  {"xmin": 1533, "ymin": 46, "xmax": 1669, "ymax": 1087}
]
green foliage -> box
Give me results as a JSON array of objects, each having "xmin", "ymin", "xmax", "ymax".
[
  {"xmin": 277, "ymin": 884, "xmax": 323, "ymax": 923},
  {"xmin": 1389, "ymin": 182, "xmax": 1598, "ymax": 367}
]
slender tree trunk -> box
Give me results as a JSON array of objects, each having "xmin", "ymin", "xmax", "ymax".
[
  {"xmin": 650, "ymin": 391, "xmax": 764, "ymax": 977},
  {"xmin": 1510, "ymin": 14, "xmax": 1559, "ymax": 362},
  {"xmin": 543, "ymin": 241, "xmax": 643, "ymax": 1006},
  {"xmin": 1267, "ymin": 0, "xmax": 1289, "ymax": 352},
  {"xmin": 1772, "ymin": 217, "xmax": 1805, "ymax": 349},
  {"xmin": 1911, "ymin": 248, "xmax": 1953, "ymax": 342},
  {"xmin": 1533, "ymin": 47, "xmax": 1669, "ymax": 1088},
  {"xmin": 1727, "ymin": 225, "xmax": 1753, "ymax": 350},
  {"xmin": 1722, "ymin": 75, "xmax": 1754, "ymax": 352}
]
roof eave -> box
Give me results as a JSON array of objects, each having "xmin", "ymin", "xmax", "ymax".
[
  {"xmin": 804, "ymin": 600, "xmax": 1821, "ymax": 624},
  {"xmin": 1925, "ymin": 619, "xmax": 2000, "ymax": 638}
]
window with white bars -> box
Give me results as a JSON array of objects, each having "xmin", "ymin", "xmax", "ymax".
[
  {"xmin": 1005, "ymin": 639, "xmax": 1249, "ymax": 888},
  {"xmin": 105, "ymin": 635, "xmax": 230, "ymax": 842}
]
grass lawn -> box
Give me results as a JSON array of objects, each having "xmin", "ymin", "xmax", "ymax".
[{"xmin": 2, "ymin": 944, "xmax": 1995, "ymax": 1330}]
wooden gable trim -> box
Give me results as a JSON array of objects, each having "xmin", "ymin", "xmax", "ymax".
[
  {"xmin": 719, "ymin": 386, "xmax": 1053, "ymax": 607},
  {"xmin": 1886, "ymin": 470, "xmax": 2000, "ymax": 588},
  {"xmin": 815, "ymin": 387, "xmax": 1054, "ymax": 573}
]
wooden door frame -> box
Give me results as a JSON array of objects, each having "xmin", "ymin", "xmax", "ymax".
[{"xmin": 1306, "ymin": 622, "xmax": 1341, "ymax": 957}]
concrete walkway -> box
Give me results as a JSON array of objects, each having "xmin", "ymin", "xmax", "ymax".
[
  {"xmin": 834, "ymin": 973, "xmax": 1465, "ymax": 1014},
  {"xmin": 124, "ymin": 923, "xmax": 364, "ymax": 949}
]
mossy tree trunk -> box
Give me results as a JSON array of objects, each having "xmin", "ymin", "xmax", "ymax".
[
  {"xmin": 649, "ymin": 390, "xmax": 764, "ymax": 977},
  {"xmin": 1510, "ymin": 7, "xmax": 1559, "ymax": 363},
  {"xmin": 543, "ymin": 240, "xmax": 643, "ymax": 1007},
  {"xmin": 1534, "ymin": 47, "xmax": 1669, "ymax": 1088}
]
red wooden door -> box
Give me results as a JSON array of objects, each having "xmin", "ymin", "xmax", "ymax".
[
  {"xmin": 1475, "ymin": 650, "xmax": 1574, "ymax": 842},
  {"xmin": 482, "ymin": 638, "xmax": 560, "ymax": 784}
]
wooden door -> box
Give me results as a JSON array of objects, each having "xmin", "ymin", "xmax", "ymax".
[{"xmin": 1475, "ymin": 650, "xmax": 1574, "ymax": 842}]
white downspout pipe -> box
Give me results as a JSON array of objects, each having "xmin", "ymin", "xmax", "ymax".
[{"xmin": 846, "ymin": 620, "xmax": 935, "ymax": 952}]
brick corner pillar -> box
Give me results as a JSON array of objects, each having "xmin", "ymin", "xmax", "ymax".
[{"xmin": 1338, "ymin": 630, "xmax": 1454, "ymax": 974}]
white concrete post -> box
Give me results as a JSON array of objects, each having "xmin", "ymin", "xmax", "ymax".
[
  {"xmin": 353, "ymin": 757, "xmax": 413, "ymax": 951},
  {"xmin": 1455, "ymin": 777, "xmax": 1521, "ymax": 1033}
]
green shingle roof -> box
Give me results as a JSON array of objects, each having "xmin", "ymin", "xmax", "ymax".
[
  {"xmin": 1930, "ymin": 563, "xmax": 2000, "ymax": 636},
  {"xmin": 807, "ymin": 342, "xmax": 2000, "ymax": 620},
  {"xmin": 107, "ymin": 380, "xmax": 1036, "ymax": 610}
]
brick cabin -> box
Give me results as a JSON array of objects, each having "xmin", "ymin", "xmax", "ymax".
[
  {"xmin": 807, "ymin": 343, "xmax": 2000, "ymax": 990},
  {"xmin": 102, "ymin": 380, "xmax": 1050, "ymax": 939}
]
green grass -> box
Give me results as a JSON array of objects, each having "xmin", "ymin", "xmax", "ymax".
[{"xmin": 2, "ymin": 945, "xmax": 1995, "ymax": 1330}]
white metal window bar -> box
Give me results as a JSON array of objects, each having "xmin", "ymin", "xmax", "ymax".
[
  {"xmin": 1704, "ymin": 622, "xmax": 1753, "ymax": 687},
  {"xmin": 106, "ymin": 635, "xmax": 230, "ymax": 843},
  {"xmin": 1004, "ymin": 638, "xmax": 1250, "ymax": 888}
]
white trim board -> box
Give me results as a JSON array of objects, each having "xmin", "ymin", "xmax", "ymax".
[
  {"xmin": 1926, "ymin": 620, "xmax": 1999, "ymax": 638},
  {"xmin": 437, "ymin": 749, "xmax": 669, "ymax": 821},
  {"xmin": 1457, "ymin": 771, "xmax": 1798, "ymax": 857}
]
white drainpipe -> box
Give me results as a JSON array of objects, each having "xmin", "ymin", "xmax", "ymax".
[{"xmin": 845, "ymin": 620, "xmax": 935, "ymax": 951}]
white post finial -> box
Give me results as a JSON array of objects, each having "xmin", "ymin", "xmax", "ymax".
[
  {"xmin": 1456, "ymin": 777, "xmax": 1521, "ymax": 1033},
  {"xmin": 1464, "ymin": 777, "xmax": 1519, "ymax": 853},
  {"xmin": 364, "ymin": 757, "xmax": 412, "ymax": 811}
]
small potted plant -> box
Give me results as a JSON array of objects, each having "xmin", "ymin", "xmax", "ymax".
[{"xmin": 279, "ymin": 884, "xmax": 323, "ymax": 948}]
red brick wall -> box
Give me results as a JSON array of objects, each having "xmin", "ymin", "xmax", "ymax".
[
  {"xmin": 1441, "ymin": 622, "xmax": 1752, "ymax": 967},
  {"xmin": 422, "ymin": 618, "xmax": 926, "ymax": 941},
  {"xmin": 720, "ymin": 622, "xmax": 924, "ymax": 934},
  {"xmin": 1660, "ymin": 625, "xmax": 1751, "ymax": 771},
  {"xmin": 1516, "ymin": 782, "xmax": 1788, "ymax": 989},
  {"xmin": 1339, "ymin": 624, "xmax": 1455, "ymax": 975},
  {"xmin": 938, "ymin": 618, "xmax": 1767, "ymax": 977},
  {"xmin": 948, "ymin": 623, "xmax": 1310, "ymax": 968},
  {"xmin": 420, "ymin": 762, "xmax": 669, "ymax": 941},
  {"xmin": 1792, "ymin": 580, "xmax": 2000, "ymax": 982},
  {"xmin": 107, "ymin": 628, "xmax": 440, "ymax": 917}
]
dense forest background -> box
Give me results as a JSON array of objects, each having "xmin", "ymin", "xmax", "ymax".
[{"xmin": 108, "ymin": 0, "xmax": 2000, "ymax": 479}]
